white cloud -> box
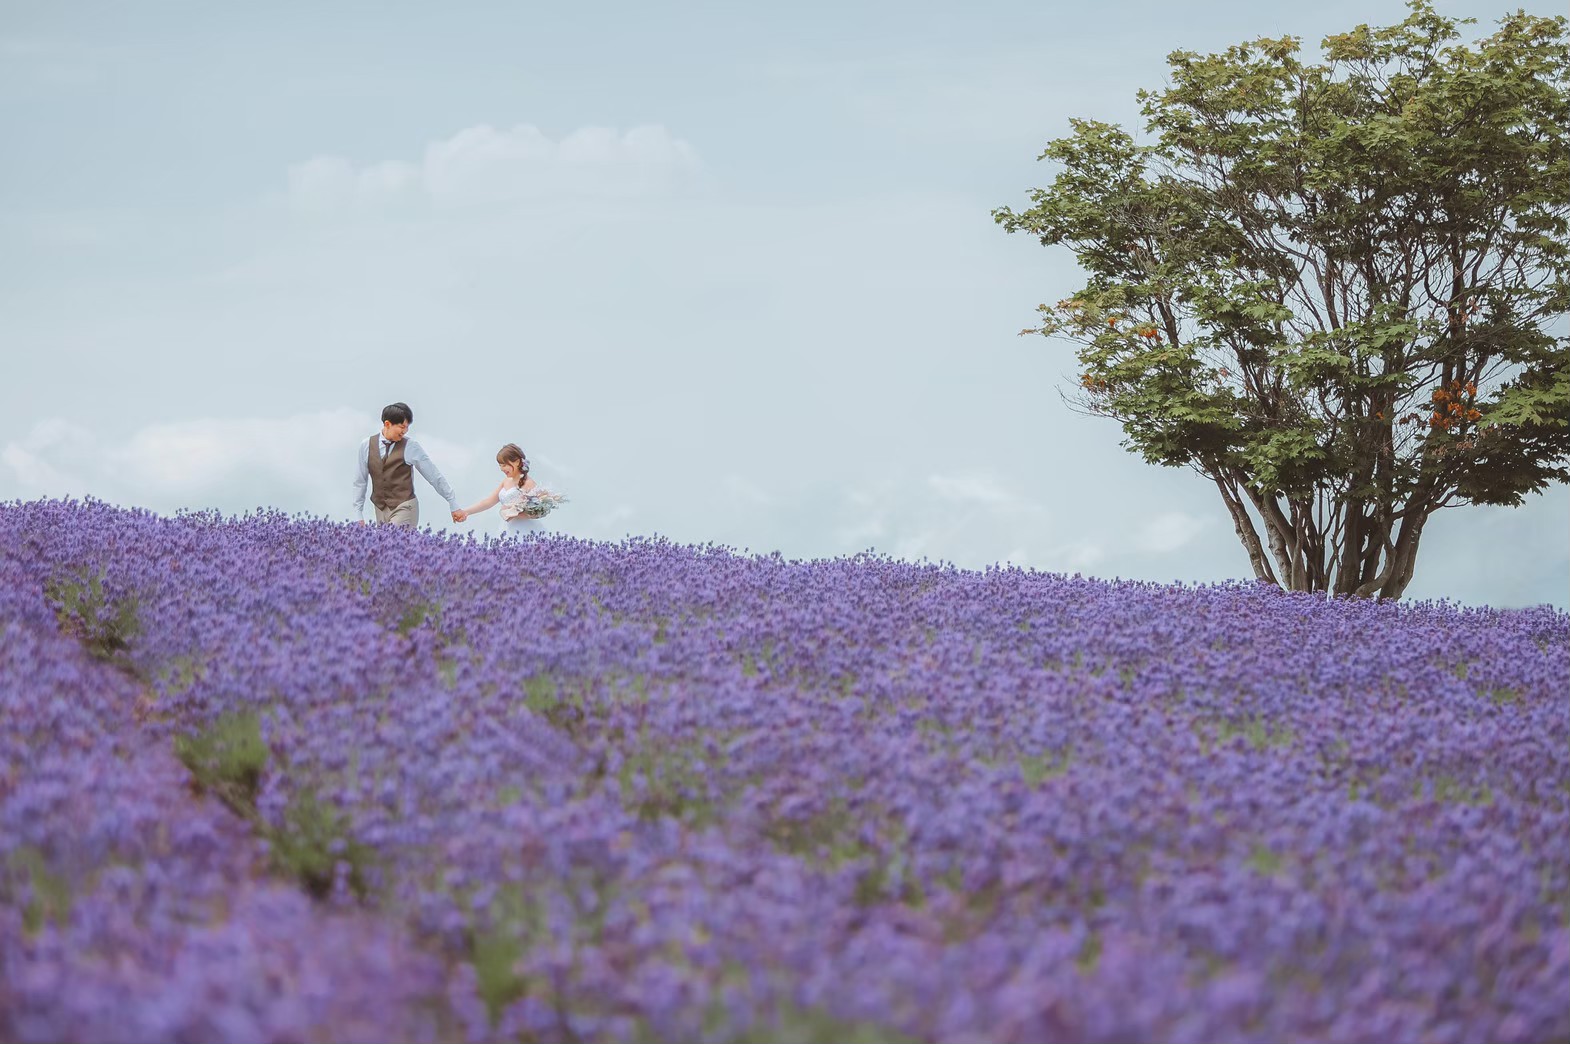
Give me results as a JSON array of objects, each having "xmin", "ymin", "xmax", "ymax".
[
  {"xmin": 811, "ymin": 473, "xmax": 1090, "ymax": 571},
  {"xmin": 1, "ymin": 418, "xmax": 93, "ymax": 491},
  {"xmin": 6, "ymin": 408, "xmax": 1556, "ymax": 609},
  {"xmin": 286, "ymin": 123, "xmax": 704, "ymax": 213},
  {"xmin": 834, "ymin": 517, "xmax": 888, "ymax": 549},
  {"xmin": 927, "ymin": 471, "xmax": 1020, "ymax": 507},
  {"xmin": 1133, "ymin": 510, "xmax": 1209, "ymax": 554},
  {"xmin": 1, "ymin": 410, "xmax": 421, "ymax": 518},
  {"xmin": 722, "ymin": 474, "xmax": 773, "ymax": 507},
  {"xmin": 0, "ymin": 411, "xmax": 584, "ymax": 536},
  {"xmin": 1048, "ymin": 538, "xmax": 1108, "ymax": 574},
  {"xmin": 285, "ymin": 156, "xmax": 421, "ymax": 213}
]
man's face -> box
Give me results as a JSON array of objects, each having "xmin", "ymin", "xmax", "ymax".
[{"xmin": 381, "ymin": 419, "xmax": 410, "ymax": 442}]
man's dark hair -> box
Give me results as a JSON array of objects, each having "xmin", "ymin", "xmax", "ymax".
[{"xmin": 381, "ymin": 402, "xmax": 413, "ymax": 425}]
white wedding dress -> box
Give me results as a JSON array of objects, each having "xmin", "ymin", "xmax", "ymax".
[{"xmin": 498, "ymin": 483, "xmax": 551, "ymax": 537}]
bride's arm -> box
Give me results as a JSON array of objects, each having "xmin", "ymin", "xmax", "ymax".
[{"xmin": 461, "ymin": 482, "xmax": 503, "ymax": 516}]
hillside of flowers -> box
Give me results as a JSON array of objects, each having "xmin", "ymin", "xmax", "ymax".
[{"xmin": 2, "ymin": 497, "xmax": 1566, "ymax": 1043}]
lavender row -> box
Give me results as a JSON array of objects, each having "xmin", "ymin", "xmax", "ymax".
[{"xmin": 0, "ymin": 541, "xmax": 457, "ymax": 1042}]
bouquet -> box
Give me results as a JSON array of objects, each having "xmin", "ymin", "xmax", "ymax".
[{"xmin": 501, "ymin": 487, "xmax": 568, "ymax": 521}]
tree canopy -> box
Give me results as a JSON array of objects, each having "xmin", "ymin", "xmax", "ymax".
[{"xmin": 995, "ymin": 1, "xmax": 1570, "ymax": 598}]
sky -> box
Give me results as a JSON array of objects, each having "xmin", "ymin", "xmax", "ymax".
[{"xmin": 2, "ymin": 0, "xmax": 1565, "ymax": 609}]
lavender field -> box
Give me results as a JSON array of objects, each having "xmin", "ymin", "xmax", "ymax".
[{"xmin": 2, "ymin": 499, "xmax": 1566, "ymax": 1043}]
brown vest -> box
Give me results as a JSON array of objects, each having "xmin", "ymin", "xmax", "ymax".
[{"xmin": 367, "ymin": 436, "xmax": 415, "ymax": 510}]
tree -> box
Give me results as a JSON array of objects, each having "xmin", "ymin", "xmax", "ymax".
[{"xmin": 994, "ymin": 2, "xmax": 1570, "ymax": 599}]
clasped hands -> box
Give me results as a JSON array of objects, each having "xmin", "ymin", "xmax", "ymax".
[{"xmin": 451, "ymin": 509, "xmax": 468, "ymax": 523}]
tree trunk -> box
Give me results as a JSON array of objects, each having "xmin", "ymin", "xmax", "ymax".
[
  {"xmin": 1335, "ymin": 501, "xmax": 1366, "ymax": 598},
  {"xmin": 1218, "ymin": 478, "xmax": 1442, "ymax": 601},
  {"xmin": 1239, "ymin": 481, "xmax": 1309, "ymax": 591},
  {"xmin": 1351, "ymin": 490, "xmax": 1434, "ymax": 600},
  {"xmin": 1377, "ymin": 508, "xmax": 1430, "ymax": 600},
  {"xmin": 1212, "ymin": 473, "xmax": 1277, "ymax": 585},
  {"xmin": 1210, "ymin": 457, "xmax": 1448, "ymax": 601}
]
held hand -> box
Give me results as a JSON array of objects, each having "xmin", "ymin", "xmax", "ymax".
[{"xmin": 452, "ymin": 509, "xmax": 468, "ymax": 523}]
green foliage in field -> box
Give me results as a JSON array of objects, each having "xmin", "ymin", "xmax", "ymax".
[
  {"xmin": 45, "ymin": 567, "xmax": 141, "ymax": 663},
  {"xmin": 175, "ymin": 711, "xmax": 376, "ymax": 900}
]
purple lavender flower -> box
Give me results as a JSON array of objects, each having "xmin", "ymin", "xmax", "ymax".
[{"xmin": 2, "ymin": 498, "xmax": 1565, "ymax": 1043}]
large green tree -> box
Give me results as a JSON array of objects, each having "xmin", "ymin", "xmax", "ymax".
[{"xmin": 995, "ymin": 2, "xmax": 1570, "ymax": 599}]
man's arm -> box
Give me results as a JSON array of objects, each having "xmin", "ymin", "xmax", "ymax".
[
  {"xmin": 352, "ymin": 440, "xmax": 370, "ymax": 520},
  {"xmin": 406, "ymin": 441, "xmax": 462, "ymax": 514}
]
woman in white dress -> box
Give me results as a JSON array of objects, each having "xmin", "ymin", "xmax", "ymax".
[{"xmin": 460, "ymin": 444, "xmax": 552, "ymax": 537}]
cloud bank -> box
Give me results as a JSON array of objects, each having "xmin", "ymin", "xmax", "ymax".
[{"xmin": 287, "ymin": 123, "xmax": 704, "ymax": 213}]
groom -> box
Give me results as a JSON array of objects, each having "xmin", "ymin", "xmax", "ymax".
[{"xmin": 352, "ymin": 402, "xmax": 468, "ymax": 527}]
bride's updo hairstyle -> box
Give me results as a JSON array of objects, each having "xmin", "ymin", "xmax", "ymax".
[{"xmin": 497, "ymin": 443, "xmax": 530, "ymax": 483}]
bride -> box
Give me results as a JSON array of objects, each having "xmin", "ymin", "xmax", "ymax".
[{"xmin": 460, "ymin": 444, "xmax": 562, "ymax": 537}]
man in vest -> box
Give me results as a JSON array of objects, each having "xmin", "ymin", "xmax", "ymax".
[{"xmin": 352, "ymin": 402, "xmax": 467, "ymax": 527}]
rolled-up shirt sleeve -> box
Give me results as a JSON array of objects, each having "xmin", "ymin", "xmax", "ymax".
[
  {"xmin": 352, "ymin": 439, "xmax": 370, "ymax": 519},
  {"xmin": 407, "ymin": 441, "xmax": 459, "ymax": 509}
]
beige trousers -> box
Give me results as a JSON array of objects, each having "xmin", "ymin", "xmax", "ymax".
[{"xmin": 374, "ymin": 498, "xmax": 419, "ymax": 527}]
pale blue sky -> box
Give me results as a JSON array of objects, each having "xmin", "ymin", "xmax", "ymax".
[{"xmin": 3, "ymin": 0, "xmax": 1565, "ymax": 608}]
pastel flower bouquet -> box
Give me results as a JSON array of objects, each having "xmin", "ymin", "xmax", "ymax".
[{"xmin": 500, "ymin": 487, "xmax": 568, "ymax": 521}]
